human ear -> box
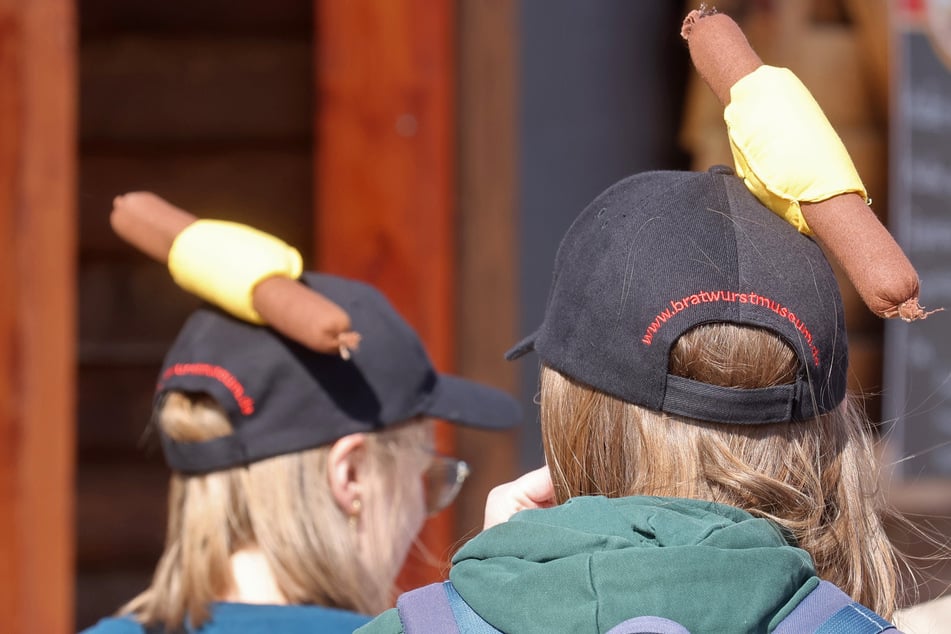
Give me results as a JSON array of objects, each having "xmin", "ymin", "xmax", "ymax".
[{"xmin": 327, "ymin": 433, "xmax": 368, "ymax": 515}]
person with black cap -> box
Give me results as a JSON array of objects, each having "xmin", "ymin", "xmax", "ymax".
[
  {"xmin": 80, "ymin": 216, "xmax": 522, "ymax": 633},
  {"xmin": 357, "ymin": 165, "xmax": 908, "ymax": 634}
]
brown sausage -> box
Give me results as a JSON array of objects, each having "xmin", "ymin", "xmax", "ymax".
[
  {"xmin": 110, "ymin": 192, "xmax": 362, "ymax": 355},
  {"xmin": 250, "ymin": 276, "xmax": 362, "ymax": 359},
  {"xmin": 682, "ymin": 11, "xmax": 761, "ymax": 106},
  {"xmin": 110, "ymin": 192, "xmax": 193, "ymax": 263},
  {"xmin": 681, "ymin": 9, "xmax": 937, "ymax": 321}
]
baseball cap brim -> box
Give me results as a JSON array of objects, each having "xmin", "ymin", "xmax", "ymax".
[
  {"xmin": 426, "ymin": 373, "xmax": 522, "ymax": 429},
  {"xmin": 504, "ymin": 332, "xmax": 537, "ymax": 361}
]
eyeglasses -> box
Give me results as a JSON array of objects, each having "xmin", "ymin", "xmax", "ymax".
[{"xmin": 423, "ymin": 453, "xmax": 470, "ymax": 516}]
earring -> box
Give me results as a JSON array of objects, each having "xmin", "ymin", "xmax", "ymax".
[{"xmin": 348, "ymin": 498, "xmax": 362, "ymax": 530}]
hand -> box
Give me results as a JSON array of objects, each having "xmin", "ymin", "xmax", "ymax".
[{"xmin": 483, "ymin": 466, "xmax": 555, "ymax": 530}]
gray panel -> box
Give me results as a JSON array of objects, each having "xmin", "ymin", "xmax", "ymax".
[
  {"xmin": 516, "ymin": 0, "xmax": 689, "ymax": 469},
  {"xmin": 886, "ymin": 30, "xmax": 951, "ymax": 477}
]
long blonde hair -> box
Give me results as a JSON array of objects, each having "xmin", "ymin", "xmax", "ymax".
[
  {"xmin": 122, "ymin": 391, "xmax": 427, "ymax": 630},
  {"xmin": 541, "ymin": 323, "xmax": 903, "ymax": 617}
]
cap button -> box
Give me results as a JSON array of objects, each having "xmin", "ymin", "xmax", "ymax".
[{"xmin": 708, "ymin": 164, "xmax": 735, "ymax": 175}]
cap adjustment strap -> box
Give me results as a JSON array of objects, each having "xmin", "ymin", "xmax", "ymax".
[
  {"xmin": 160, "ymin": 432, "xmax": 251, "ymax": 474},
  {"xmin": 661, "ymin": 374, "xmax": 801, "ymax": 424}
]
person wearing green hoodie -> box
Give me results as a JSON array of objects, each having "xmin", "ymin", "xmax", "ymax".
[{"xmin": 357, "ymin": 167, "xmax": 906, "ymax": 633}]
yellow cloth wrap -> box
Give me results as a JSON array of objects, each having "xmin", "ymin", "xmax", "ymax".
[
  {"xmin": 724, "ymin": 65, "xmax": 867, "ymax": 235},
  {"xmin": 168, "ymin": 220, "xmax": 304, "ymax": 324}
]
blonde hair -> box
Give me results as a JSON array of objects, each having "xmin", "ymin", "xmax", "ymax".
[
  {"xmin": 122, "ymin": 392, "xmax": 427, "ymax": 630},
  {"xmin": 540, "ymin": 323, "xmax": 903, "ymax": 618}
]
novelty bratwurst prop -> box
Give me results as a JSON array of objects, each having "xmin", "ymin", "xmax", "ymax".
[
  {"xmin": 681, "ymin": 7, "xmax": 937, "ymax": 321},
  {"xmin": 111, "ymin": 192, "xmax": 362, "ymax": 357}
]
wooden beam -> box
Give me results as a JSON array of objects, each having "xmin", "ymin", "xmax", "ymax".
[
  {"xmin": 0, "ymin": 0, "xmax": 76, "ymax": 632},
  {"xmin": 314, "ymin": 0, "xmax": 455, "ymax": 589},
  {"xmin": 81, "ymin": 36, "xmax": 312, "ymax": 145},
  {"xmin": 0, "ymin": 7, "xmax": 19, "ymax": 625},
  {"xmin": 454, "ymin": 0, "xmax": 520, "ymax": 537}
]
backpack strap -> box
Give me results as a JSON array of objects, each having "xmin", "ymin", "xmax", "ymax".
[
  {"xmin": 396, "ymin": 578, "xmax": 901, "ymax": 634},
  {"xmin": 605, "ymin": 616, "xmax": 691, "ymax": 634},
  {"xmin": 397, "ymin": 581, "xmax": 502, "ymax": 634},
  {"xmin": 772, "ymin": 580, "xmax": 901, "ymax": 634},
  {"xmin": 397, "ymin": 582, "xmax": 460, "ymax": 634}
]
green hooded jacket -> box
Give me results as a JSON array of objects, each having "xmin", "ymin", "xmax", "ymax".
[{"xmin": 358, "ymin": 495, "xmax": 821, "ymax": 633}]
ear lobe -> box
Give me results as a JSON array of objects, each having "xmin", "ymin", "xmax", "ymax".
[{"xmin": 327, "ymin": 433, "xmax": 368, "ymax": 514}]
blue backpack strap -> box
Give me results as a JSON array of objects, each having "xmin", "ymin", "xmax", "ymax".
[
  {"xmin": 772, "ymin": 580, "xmax": 902, "ymax": 634},
  {"xmin": 397, "ymin": 581, "xmax": 502, "ymax": 634},
  {"xmin": 397, "ymin": 582, "xmax": 460, "ymax": 634},
  {"xmin": 444, "ymin": 581, "xmax": 503, "ymax": 633},
  {"xmin": 814, "ymin": 604, "xmax": 899, "ymax": 634},
  {"xmin": 605, "ymin": 616, "xmax": 692, "ymax": 633}
]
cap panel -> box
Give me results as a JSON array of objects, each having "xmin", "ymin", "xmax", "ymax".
[
  {"xmin": 303, "ymin": 273, "xmax": 437, "ymax": 424},
  {"xmin": 725, "ymin": 175, "xmax": 848, "ymax": 416},
  {"xmin": 534, "ymin": 171, "xmax": 745, "ymax": 412},
  {"xmin": 532, "ymin": 172, "xmax": 677, "ymax": 409},
  {"xmin": 626, "ymin": 172, "xmax": 744, "ymax": 409}
]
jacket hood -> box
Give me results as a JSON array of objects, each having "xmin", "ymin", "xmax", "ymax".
[{"xmin": 449, "ymin": 496, "xmax": 817, "ymax": 634}]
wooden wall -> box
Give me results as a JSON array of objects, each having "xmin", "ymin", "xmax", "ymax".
[
  {"xmin": 75, "ymin": 1, "xmax": 314, "ymax": 629},
  {"xmin": 0, "ymin": 1, "xmax": 77, "ymax": 632}
]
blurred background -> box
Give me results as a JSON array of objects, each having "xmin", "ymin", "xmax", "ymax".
[{"xmin": 4, "ymin": 0, "xmax": 951, "ymax": 631}]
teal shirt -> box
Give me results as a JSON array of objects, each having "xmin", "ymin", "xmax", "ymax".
[
  {"xmin": 80, "ymin": 602, "xmax": 372, "ymax": 634},
  {"xmin": 359, "ymin": 496, "xmax": 818, "ymax": 634}
]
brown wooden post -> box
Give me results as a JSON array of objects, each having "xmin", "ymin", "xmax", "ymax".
[
  {"xmin": 314, "ymin": 0, "xmax": 456, "ymax": 589},
  {"xmin": 0, "ymin": 0, "xmax": 77, "ymax": 632},
  {"xmin": 455, "ymin": 0, "xmax": 521, "ymax": 536}
]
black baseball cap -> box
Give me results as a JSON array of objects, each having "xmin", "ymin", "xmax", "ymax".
[
  {"xmin": 157, "ymin": 273, "xmax": 522, "ymax": 473},
  {"xmin": 507, "ymin": 166, "xmax": 848, "ymax": 424}
]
